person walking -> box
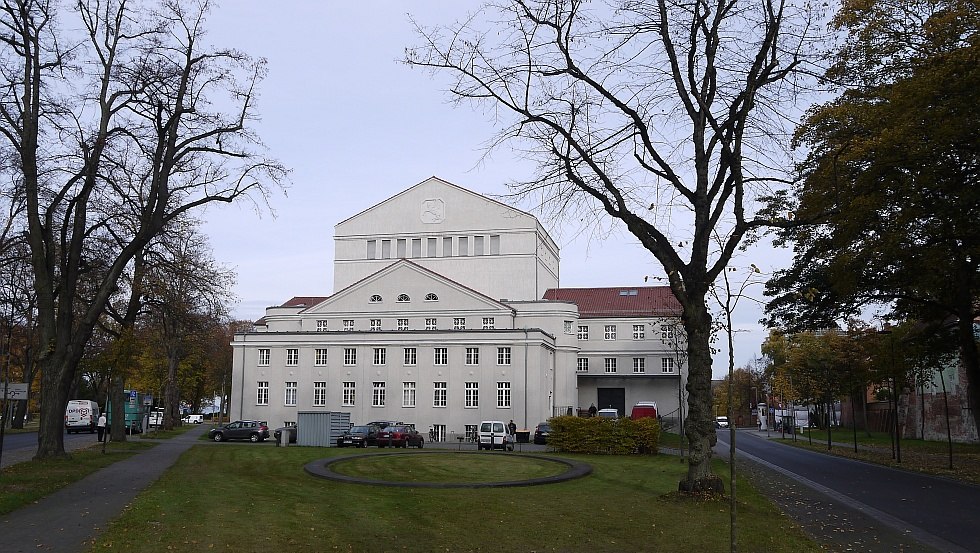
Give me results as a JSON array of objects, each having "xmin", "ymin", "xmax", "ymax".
[
  {"xmin": 507, "ymin": 419, "xmax": 517, "ymax": 436},
  {"xmin": 97, "ymin": 413, "xmax": 107, "ymax": 443}
]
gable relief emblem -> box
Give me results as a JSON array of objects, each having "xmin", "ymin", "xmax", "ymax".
[{"xmin": 420, "ymin": 198, "xmax": 445, "ymax": 223}]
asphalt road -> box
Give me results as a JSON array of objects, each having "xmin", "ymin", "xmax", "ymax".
[
  {"xmin": 0, "ymin": 430, "xmax": 103, "ymax": 468},
  {"xmin": 717, "ymin": 429, "xmax": 980, "ymax": 553}
]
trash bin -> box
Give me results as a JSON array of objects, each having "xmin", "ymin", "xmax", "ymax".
[{"xmin": 516, "ymin": 431, "xmax": 530, "ymax": 443}]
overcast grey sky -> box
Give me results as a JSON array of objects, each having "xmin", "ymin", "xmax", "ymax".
[{"xmin": 198, "ymin": 2, "xmax": 787, "ymax": 377}]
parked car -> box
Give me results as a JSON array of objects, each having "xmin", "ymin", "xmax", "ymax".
[
  {"xmin": 274, "ymin": 424, "xmax": 297, "ymax": 444},
  {"xmin": 533, "ymin": 422, "xmax": 551, "ymax": 445},
  {"xmin": 715, "ymin": 416, "xmax": 730, "ymax": 428},
  {"xmin": 630, "ymin": 401, "xmax": 658, "ymax": 420},
  {"xmin": 337, "ymin": 424, "xmax": 381, "ymax": 448},
  {"xmin": 597, "ymin": 408, "xmax": 619, "ymax": 418},
  {"xmin": 377, "ymin": 425, "xmax": 424, "ymax": 448},
  {"xmin": 208, "ymin": 420, "xmax": 270, "ymax": 442},
  {"xmin": 478, "ymin": 420, "xmax": 514, "ymax": 451}
]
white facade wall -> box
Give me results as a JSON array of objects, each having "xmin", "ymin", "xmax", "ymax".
[
  {"xmin": 575, "ymin": 316, "xmax": 686, "ymax": 419},
  {"xmin": 333, "ymin": 177, "xmax": 558, "ymax": 301},
  {"xmin": 230, "ymin": 177, "xmax": 686, "ymax": 439}
]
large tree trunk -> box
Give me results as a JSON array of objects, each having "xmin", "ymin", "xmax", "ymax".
[
  {"xmin": 35, "ymin": 354, "xmax": 73, "ymax": 459},
  {"xmin": 957, "ymin": 311, "xmax": 980, "ymax": 438},
  {"xmin": 680, "ymin": 291, "xmax": 723, "ymax": 492},
  {"xmin": 110, "ymin": 376, "xmax": 127, "ymax": 441}
]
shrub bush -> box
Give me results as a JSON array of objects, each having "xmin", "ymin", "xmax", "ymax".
[{"xmin": 547, "ymin": 415, "xmax": 660, "ymax": 454}]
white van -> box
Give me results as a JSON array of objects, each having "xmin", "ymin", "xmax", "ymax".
[
  {"xmin": 182, "ymin": 414, "xmax": 204, "ymax": 424},
  {"xmin": 477, "ymin": 420, "xmax": 515, "ymax": 451},
  {"xmin": 65, "ymin": 400, "xmax": 100, "ymax": 434}
]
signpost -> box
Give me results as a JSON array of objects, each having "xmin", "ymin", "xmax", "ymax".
[{"xmin": 2, "ymin": 382, "xmax": 28, "ymax": 401}]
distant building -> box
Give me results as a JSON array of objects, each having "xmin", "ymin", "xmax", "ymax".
[{"xmin": 230, "ymin": 177, "xmax": 684, "ymax": 439}]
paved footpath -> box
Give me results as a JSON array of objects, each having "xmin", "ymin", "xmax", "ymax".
[{"xmin": 1, "ymin": 425, "xmax": 208, "ymax": 552}]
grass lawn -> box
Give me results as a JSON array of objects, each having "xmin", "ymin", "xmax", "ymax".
[
  {"xmin": 775, "ymin": 428, "xmax": 980, "ymax": 484},
  {"xmin": 89, "ymin": 446, "xmax": 821, "ymax": 552}
]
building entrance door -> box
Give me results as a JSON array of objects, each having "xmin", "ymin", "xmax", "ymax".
[{"xmin": 597, "ymin": 388, "xmax": 626, "ymax": 417}]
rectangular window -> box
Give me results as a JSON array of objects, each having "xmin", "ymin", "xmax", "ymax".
[
  {"xmin": 577, "ymin": 326, "xmax": 589, "ymax": 340},
  {"xmin": 465, "ymin": 382, "xmax": 479, "ymax": 408},
  {"xmin": 604, "ymin": 325, "xmax": 617, "ymax": 340},
  {"xmin": 404, "ymin": 347, "xmax": 417, "ymax": 366},
  {"xmin": 314, "ymin": 349, "xmax": 328, "ymax": 366},
  {"xmin": 633, "ymin": 358, "xmax": 646, "ymax": 373},
  {"xmin": 662, "ymin": 357, "xmax": 675, "ymax": 373},
  {"xmin": 564, "ymin": 321, "xmax": 573, "ymax": 334},
  {"xmin": 434, "ymin": 347, "xmax": 448, "ymax": 365},
  {"xmin": 489, "ymin": 234, "xmax": 500, "ymax": 255},
  {"xmin": 342, "ymin": 382, "xmax": 355, "ymax": 406},
  {"xmin": 458, "ymin": 236, "xmax": 469, "ymax": 256},
  {"xmin": 408, "ymin": 238, "xmax": 419, "ymax": 257},
  {"xmin": 257, "ymin": 348, "xmax": 270, "ymax": 366},
  {"xmin": 433, "ymin": 382, "xmax": 447, "ymax": 407},
  {"xmin": 497, "ymin": 347, "xmax": 511, "ymax": 365},
  {"xmin": 370, "ymin": 319, "xmax": 381, "ymax": 331},
  {"xmin": 372, "ymin": 382, "xmax": 385, "ymax": 407},
  {"xmin": 633, "ymin": 324, "xmax": 645, "ymax": 340},
  {"xmin": 316, "ymin": 320, "xmax": 328, "ymax": 332},
  {"xmin": 397, "ymin": 319, "xmax": 409, "ymax": 331},
  {"xmin": 454, "ymin": 317, "xmax": 466, "ymax": 330},
  {"xmin": 256, "ymin": 381, "xmax": 269, "ymax": 405},
  {"xmin": 482, "ymin": 317, "xmax": 495, "ymax": 329},
  {"xmin": 427, "ymin": 237, "xmax": 437, "ymax": 257},
  {"xmin": 284, "ymin": 381, "xmax": 297, "ymax": 406},
  {"xmin": 662, "ymin": 324, "xmax": 675, "ymax": 342},
  {"xmin": 443, "ymin": 236, "xmax": 453, "ymax": 257},
  {"xmin": 474, "ymin": 235, "xmax": 484, "ymax": 255},
  {"xmin": 344, "ymin": 348, "xmax": 357, "ymax": 366},
  {"xmin": 496, "ymin": 382, "xmax": 511, "ymax": 408},
  {"xmin": 313, "ymin": 382, "xmax": 326, "ymax": 406},
  {"xmin": 425, "ymin": 318, "xmax": 437, "ymax": 330},
  {"xmin": 367, "ymin": 239, "xmax": 376, "ymax": 259},
  {"xmin": 577, "ymin": 358, "xmax": 589, "ymax": 372},
  {"xmin": 605, "ymin": 358, "xmax": 617, "ymax": 373},
  {"xmin": 396, "ymin": 238, "xmax": 406, "ymax": 258},
  {"xmin": 286, "ymin": 348, "xmax": 298, "ymax": 366},
  {"xmin": 343, "ymin": 319, "xmax": 354, "ymax": 331},
  {"xmin": 373, "ymin": 347, "xmax": 386, "ymax": 366},
  {"xmin": 381, "ymin": 239, "xmax": 391, "ymax": 259},
  {"xmin": 402, "ymin": 382, "xmax": 416, "ymax": 407},
  {"xmin": 466, "ymin": 347, "xmax": 480, "ymax": 365}
]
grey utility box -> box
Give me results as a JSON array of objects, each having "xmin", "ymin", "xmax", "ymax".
[{"xmin": 296, "ymin": 411, "xmax": 351, "ymax": 447}]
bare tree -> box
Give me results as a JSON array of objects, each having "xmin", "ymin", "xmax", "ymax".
[
  {"xmin": 141, "ymin": 220, "xmax": 234, "ymax": 430},
  {"xmin": 0, "ymin": 0, "xmax": 285, "ymax": 458},
  {"xmin": 407, "ymin": 0, "xmax": 822, "ymax": 491}
]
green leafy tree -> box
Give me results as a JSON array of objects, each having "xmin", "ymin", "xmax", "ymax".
[{"xmin": 765, "ymin": 0, "xmax": 980, "ymax": 433}]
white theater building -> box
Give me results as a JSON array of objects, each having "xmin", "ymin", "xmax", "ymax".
[{"xmin": 230, "ymin": 177, "xmax": 686, "ymax": 439}]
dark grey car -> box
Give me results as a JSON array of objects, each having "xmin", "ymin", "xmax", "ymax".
[{"xmin": 208, "ymin": 420, "xmax": 270, "ymax": 442}]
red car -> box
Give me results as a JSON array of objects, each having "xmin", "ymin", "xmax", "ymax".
[{"xmin": 377, "ymin": 425, "xmax": 424, "ymax": 448}]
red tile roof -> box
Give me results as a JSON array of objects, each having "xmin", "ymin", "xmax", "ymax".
[
  {"xmin": 280, "ymin": 296, "xmax": 330, "ymax": 308},
  {"xmin": 543, "ymin": 286, "xmax": 681, "ymax": 318}
]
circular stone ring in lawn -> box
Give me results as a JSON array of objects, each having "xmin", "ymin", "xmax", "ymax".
[{"xmin": 304, "ymin": 451, "xmax": 592, "ymax": 488}]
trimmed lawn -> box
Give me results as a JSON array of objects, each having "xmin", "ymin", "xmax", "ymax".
[
  {"xmin": 89, "ymin": 446, "xmax": 821, "ymax": 552},
  {"xmin": 331, "ymin": 452, "xmax": 566, "ymax": 482}
]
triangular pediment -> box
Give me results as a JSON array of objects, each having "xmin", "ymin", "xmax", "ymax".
[
  {"xmin": 335, "ymin": 176, "xmax": 538, "ymax": 236},
  {"xmin": 305, "ymin": 260, "xmax": 512, "ymax": 316}
]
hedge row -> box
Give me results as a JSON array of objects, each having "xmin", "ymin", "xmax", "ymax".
[{"xmin": 546, "ymin": 415, "xmax": 660, "ymax": 454}]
